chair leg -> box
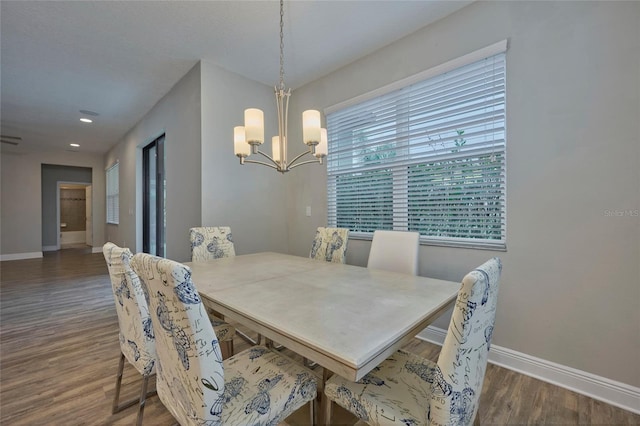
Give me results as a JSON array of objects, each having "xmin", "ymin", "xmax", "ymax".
[
  {"xmin": 112, "ymin": 351, "xmax": 157, "ymax": 416},
  {"xmin": 227, "ymin": 339, "xmax": 234, "ymax": 357},
  {"xmin": 136, "ymin": 375, "xmax": 150, "ymax": 426},
  {"xmin": 112, "ymin": 353, "xmax": 126, "ymax": 414},
  {"xmin": 324, "ymin": 399, "xmax": 333, "ymax": 426},
  {"xmin": 320, "ymin": 367, "xmax": 333, "ymax": 425},
  {"xmin": 309, "ymin": 398, "xmax": 316, "ymax": 426}
]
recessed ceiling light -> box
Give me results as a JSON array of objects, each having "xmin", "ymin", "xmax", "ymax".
[
  {"xmin": 70, "ymin": 143, "xmax": 80, "ymax": 147},
  {"xmin": 80, "ymin": 118, "xmax": 93, "ymax": 123}
]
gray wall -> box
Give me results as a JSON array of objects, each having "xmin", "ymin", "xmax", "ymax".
[
  {"xmin": 41, "ymin": 164, "xmax": 91, "ymax": 247},
  {"xmin": 286, "ymin": 1, "xmax": 640, "ymax": 387},
  {"xmin": 105, "ymin": 63, "xmax": 202, "ymax": 262},
  {"xmin": 200, "ymin": 60, "xmax": 289, "ymax": 255},
  {"xmin": 0, "ymin": 149, "xmax": 106, "ymax": 256}
]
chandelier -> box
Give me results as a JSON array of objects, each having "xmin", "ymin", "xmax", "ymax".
[{"xmin": 233, "ymin": 0, "xmax": 327, "ymax": 173}]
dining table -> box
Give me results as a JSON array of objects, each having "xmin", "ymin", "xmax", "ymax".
[{"xmin": 187, "ymin": 252, "xmax": 460, "ymax": 424}]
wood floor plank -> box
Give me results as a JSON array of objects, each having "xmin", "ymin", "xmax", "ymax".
[{"xmin": 1, "ymin": 248, "xmax": 638, "ymax": 425}]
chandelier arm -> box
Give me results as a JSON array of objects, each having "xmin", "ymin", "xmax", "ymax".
[
  {"xmin": 256, "ymin": 149, "xmax": 281, "ymax": 167},
  {"xmin": 288, "ymin": 158, "xmax": 323, "ymax": 170},
  {"xmin": 288, "ymin": 149, "xmax": 313, "ymax": 167},
  {"xmin": 242, "ymin": 158, "xmax": 280, "ymax": 171}
]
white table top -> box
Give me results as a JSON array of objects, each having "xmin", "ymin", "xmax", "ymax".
[{"xmin": 188, "ymin": 252, "xmax": 459, "ymax": 381}]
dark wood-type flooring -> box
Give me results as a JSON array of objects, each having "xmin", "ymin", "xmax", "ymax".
[{"xmin": 1, "ymin": 248, "xmax": 638, "ymax": 425}]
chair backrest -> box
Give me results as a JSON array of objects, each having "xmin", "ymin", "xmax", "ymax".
[
  {"xmin": 430, "ymin": 257, "xmax": 502, "ymax": 425},
  {"xmin": 102, "ymin": 242, "xmax": 156, "ymax": 377},
  {"xmin": 190, "ymin": 226, "xmax": 236, "ymax": 262},
  {"xmin": 366, "ymin": 230, "xmax": 420, "ymax": 275},
  {"xmin": 309, "ymin": 227, "xmax": 349, "ymax": 264},
  {"xmin": 131, "ymin": 253, "xmax": 225, "ymax": 425}
]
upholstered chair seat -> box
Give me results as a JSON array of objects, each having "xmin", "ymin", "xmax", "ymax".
[
  {"xmin": 326, "ymin": 349, "xmax": 436, "ymax": 425},
  {"xmin": 204, "ymin": 346, "xmax": 318, "ymax": 425},
  {"xmin": 132, "ymin": 253, "xmax": 317, "ymax": 426},
  {"xmin": 325, "ymin": 257, "xmax": 502, "ymax": 426}
]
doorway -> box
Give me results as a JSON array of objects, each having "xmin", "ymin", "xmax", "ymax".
[
  {"xmin": 142, "ymin": 134, "xmax": 165, "ymax": 256},
  {"xmin": 57, "ymin": 182, "xmax": 92, "ymax": 250},
  {"xmin": 41, "ymin": 164, "xmax": 93, "ymax": 252}
]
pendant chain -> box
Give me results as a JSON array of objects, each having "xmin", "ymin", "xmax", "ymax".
[{"xmin": 279, "ymin": 0, "xmax": 285, "ymax": 91}]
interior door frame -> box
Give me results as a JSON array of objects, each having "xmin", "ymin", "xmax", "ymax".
[
  {"xmin": 142, "ymin": 134, "xmax": 165, "ymax": 256},
  {"xmin": 85, "ymin": 185, "xmax": 93, "ymax": 246},
  {"xmin": 56, "ymin": 181, "xmax": 92, "ymax": 250}
]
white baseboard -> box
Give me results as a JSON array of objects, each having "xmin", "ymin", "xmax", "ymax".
[
  {"xmin": 91, "ymin": 246, "xmax": 102, "ymax": 254},
  {"xmin": 42, "ymin": 245, "xmax": 59, "ymax": 252},
  {"xmin": 417, "ymin": 326, "xmax": 640, "ymax": 415},
  {"xmin": 0, "ymin": 252, "xmax": 43, "ymax": 261}
]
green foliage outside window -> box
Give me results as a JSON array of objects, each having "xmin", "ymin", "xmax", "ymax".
[{"xmin": 335, "ymin": 129, "xmax": 504, "ymax": 240}]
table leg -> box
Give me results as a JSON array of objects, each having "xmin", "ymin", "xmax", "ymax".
[{"xmin": 318, "ymin": 367, "xmax": 333, "ymax": 425}]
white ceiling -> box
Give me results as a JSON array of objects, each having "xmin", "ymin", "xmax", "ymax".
[{"xmin": 1, "ymin": 0, "xmax": 471, "ymax": 154}]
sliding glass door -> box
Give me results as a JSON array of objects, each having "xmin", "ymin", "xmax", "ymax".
[{"xmin": 142, "ymin": 135, "xmax": 165, "ymax": 256}]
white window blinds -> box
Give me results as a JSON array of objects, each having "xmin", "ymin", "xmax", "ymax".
[
  {"xmin": 326, "ymin": 44, "xmax": 506, "ymax": 249},
  {"xmin": 106, "ymin": 162, "xmax": 119, "ymax": 224}
]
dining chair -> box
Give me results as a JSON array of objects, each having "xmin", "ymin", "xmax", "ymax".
[
  {"xmin": 304, "ymin": 226, "xmax": 349, "ymax": 367},
  {"xmin": 189, "ymin": 226, "xmax": 236, "ymax": 262},
  {"xmin": 103, "ymin": 242, "xmax": 157, "ymax": 426},
  {"xmin": 309, "ymin": 227, "xmax": 350, "ymax": 264},
  {"xmin": 190, "ymin": 225, "xmax": 260, "ymax": 348},
  {"xmin": 131, "ymin": 253, "xmax": 318, "ymax": 426},
  {"xmin": 104, "ymin": 243, "xmax": 236, "ymax": 425},
  {"xmin": 367, "ymin": 230, "xmax": 420, "ymax": 275},
  {"xmin": 324, "ymin": 257, "xmax": 502, "ymax": 426}
]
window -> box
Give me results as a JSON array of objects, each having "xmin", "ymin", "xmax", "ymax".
[
  {"xmin": 106, "ymin": 162, "xmax": 119, "ymax": 224},
  {"xmin": 326, "ymin": 41, "xmax": 507, "ymax": 250}
]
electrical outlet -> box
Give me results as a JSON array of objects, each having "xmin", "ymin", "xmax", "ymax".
[{"xmin": 306, "ymin": 206, "xmax": 311, "ymax": 217}]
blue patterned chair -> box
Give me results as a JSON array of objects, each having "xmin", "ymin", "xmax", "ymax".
[
  {"xmin": 131, "ymin": 253, "xmax": 317, "ymax": 426},
  {"xmin": 104, "ymin": 243, "xmax": 236, "ymax": 425},
  {"xmin": 309, "ymin": 227, "xmax": 350, "ymax": 264},
  {"xmin": 190, "ymin": 226, "xmax": 257, "ymax": 348},
  {"xmin": 190, "ymin": 226, "xmax": 236, "ymax": 262},
  {"xmin": 325, "ymin": 257, "xmax": 502, "ymax": 426},
  {"xmin": 304, "ymin": 226, "xmax": 351, "ymax": 367},
  {"xmin": 103, "ymin": 243, "xmax": 157, "ymax": 426},
  {"xmin": 367, "ymin": 230, "xmax": 420, "ymax": 275}
]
